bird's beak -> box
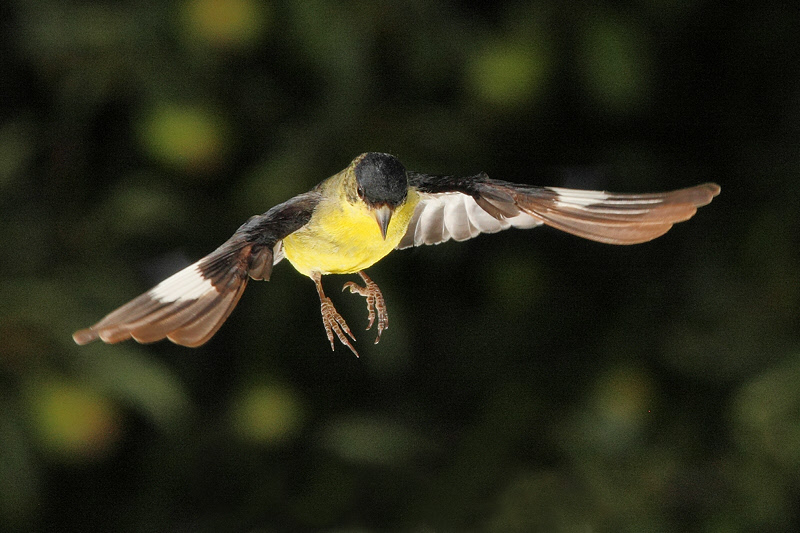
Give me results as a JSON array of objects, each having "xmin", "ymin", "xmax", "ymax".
[{"xmin": 373, "ymin": 205, "xmax": 393, "ymax": 240}]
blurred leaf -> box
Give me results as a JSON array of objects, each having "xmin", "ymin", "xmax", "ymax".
[
  {"xmin": 580, "ymin": 11, "xmax": 652, "ymax": 113},
  {"xmin": 732, "ymin": 353, "xmax": 800, "ymax": 470},
  {"xmin": 320, "ymin": 413, "xmax": 433, "ymax": 467},
  {"xmin": 228, "ymin": 382, "xmax": 304, "ymax": 445},
  {"xmin": 77, "ymin": 346, "xmax": 194, "ymax": 432},
  {"xmin": 181, "ymin": 0, "xmax": 271, "ymax": 48},
  {"xmin": 2, "ymin": 278, "xmax": 98, "ymax": 349},
  {"xmin": 486, "ymin": 250, "xmax": 547, "ymax": 317},
  {"xmin": 1, "ymin": 0, "xmax": 797, "ymax": 530},
  {"xmin": 467, "ymin": 37, "xmax": 550, "ymax": 110},
  {"xmin": 486, "ymin": 470, "xmax": 592, "ymax": 533},
  {"xmin": 584, "ymin": 365, "xmax": 656, "ymax": 453},
  {"xmin": 235, "ymin": 152, "xmax": 317, "ymax": 216},
  {"xmin": 136, "ymin": 103, "xmax": 230, "ymax": 174},
  {"xmin": 18, "ymin": 1, "xmax": 159, "ymax": 53},
  {"xmin": 0, "ymin": 409, "xmax": 40, "ymax": 528},
  {"xmin": 722, "ymin": 453, "xmax": 794, "ymax": 531},
  {"xmin": 290, "ymin": 458, "xmax": 357, "ymax": 528},
  {"xmin": 21, "ymin": 376, "xmax": 122, "ymax": 463},
  {"xmin": 287, "ymin": 0, "xmax": 362, "ymax": 76},
  {"xmin": 0, "ymin": 118, "xmax": 35, "ymax": 190},
  {"xmin": 102, "ymin": 175, "xmax": 190, "ymax": 238}
]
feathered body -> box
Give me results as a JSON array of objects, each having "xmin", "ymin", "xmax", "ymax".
[{"xmin": 283, "ymin": 162, "xmax": 420, "ymax": 276}]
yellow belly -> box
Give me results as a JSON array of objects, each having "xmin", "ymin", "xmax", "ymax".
[{"xmin": 283, "ymin": 189, "xmax": 419, "ymax": 276}]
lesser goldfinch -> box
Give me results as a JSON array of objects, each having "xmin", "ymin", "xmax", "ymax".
[{"xmin": 73, "ymin": 152, "xmax": 719, "ymax": 356}]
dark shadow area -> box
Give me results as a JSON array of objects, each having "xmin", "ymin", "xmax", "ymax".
[{"xmin": 1, "ymin": 1, "xmax": 798, "ymax": 531}]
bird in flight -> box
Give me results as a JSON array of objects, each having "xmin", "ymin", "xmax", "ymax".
[{"xmin": 73, "ymin": 152, "xmax": 720, "ymax": 356}]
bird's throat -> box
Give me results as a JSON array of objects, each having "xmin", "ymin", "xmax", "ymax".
[{"xmin": 283, "ymin": 189, "xmax": 420, "ymax": 276}]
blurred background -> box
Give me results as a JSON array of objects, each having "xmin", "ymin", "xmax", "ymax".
[{"xmin": 1, "ymin": 0, "xmax": 798, "ymax": 531}]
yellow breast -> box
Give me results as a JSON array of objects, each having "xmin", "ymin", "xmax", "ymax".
[{"xmin": 282, "ymin": 189, "xmax": 420, "ymax": 276}]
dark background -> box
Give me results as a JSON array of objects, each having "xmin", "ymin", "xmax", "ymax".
[{"xmin": 1, "ymin": 1, "xmax": 798, "ymax": 531}]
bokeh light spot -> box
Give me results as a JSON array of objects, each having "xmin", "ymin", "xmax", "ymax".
[
  {"xmin": 581, "ymin": 14, "xmax": 651, "ymax": 113},
  {"xmin": 229, "ymin": 383, "xmax": 304, "ymax": 445},
  {"xmin": 137, "ymin": 103, "xmax": 228, "ymax": 174},
  {"xmin": 23, "ymin": 378, "xmax": 121, "ymax": 463},
  {"xmin": 182, "ymin": 0, "xmax": 269, "ymax": 48},
  {"xmin": 468, "ymin": 39, "xmax": 549, "ymax": 109}
]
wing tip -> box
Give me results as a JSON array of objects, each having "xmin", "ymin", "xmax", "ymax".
[
  {"xmin": 72, "ymin": 328, "xmax": 98, "ymax": 345},
  {"xmin": 694, "ymin": 182, "xmax": 721, "ymax": 206},
  {"xmin": 74, "ymin": 325, "xmax": 136, "ymax": 345}
]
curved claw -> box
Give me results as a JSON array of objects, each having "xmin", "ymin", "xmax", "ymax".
[
  {"xmin": 343, "ymin": 281, "xmax": 375, "ymax": 330},
  {"xmin": 320, "ymin": 297, "xmax": 358, "ymax": 357},
  {"xmin": 343, "ymin": 272, "xmax": 388, "ymax": 344},
  {"xmin": 312, "ymin": 272, "xmax": 359, "ymax": 357}
]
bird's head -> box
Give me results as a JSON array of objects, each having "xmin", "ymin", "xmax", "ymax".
[{"xmin": 352, "ymin": 152, "xmax": 408, "ymax": 239}]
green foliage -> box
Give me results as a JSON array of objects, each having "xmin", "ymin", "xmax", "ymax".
[{"xmin": 1, "ymin": 0, "xmax": 798, "ymax": 531}]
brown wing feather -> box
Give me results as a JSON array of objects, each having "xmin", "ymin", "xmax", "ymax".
[
  {"xmin": 165, "ymin": 281, "xmax": 249, "ymax": 347},
  {"xmin": 510, "ymin": 183, "xmax": 720, "ymax": 244},
  {"xmin": 404, "ymin": 170, "xmax": 719, "ymax": 247},
  {"xmin": 73, "ymin": 192, "xmax": 320, "ymax": 347},
  {"xmin": 72, "ymin": 243, "xmax": 253, "ymax": 346}
]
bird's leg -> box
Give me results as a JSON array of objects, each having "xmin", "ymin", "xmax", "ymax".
[
  {"xmin": 342, "ymin": 270, "xmax": 388, "ymax": 344},
  {"xmin": 312, "ymin": 272, "xmax": 358, "ymax": 357}
]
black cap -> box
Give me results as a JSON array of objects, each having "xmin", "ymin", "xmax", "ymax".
[{"xmin": 354, "ymin": 152, "xmax": 408, "ymax": 206}]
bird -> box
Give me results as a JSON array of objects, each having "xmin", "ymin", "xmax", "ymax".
[{"xmin": 72, "ymin": 152, "xmax": 720, "ymax": 356}]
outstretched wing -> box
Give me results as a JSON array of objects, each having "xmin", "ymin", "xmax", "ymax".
[
  {"xmin": 73, "ymin": 192, "xmax": 321, "ymax": 347},
  {"xmin": 399, "ymin": 171, "xmax": 720, "ymax": 248}
]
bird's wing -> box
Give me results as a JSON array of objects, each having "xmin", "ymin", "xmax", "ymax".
[
  {"xmin": 73, "ymin": 192, "xmax": 321, "ymax": 347},
  {"xmin": 398, "ymin": 171, "xmax": 720, "ymax": 248}
]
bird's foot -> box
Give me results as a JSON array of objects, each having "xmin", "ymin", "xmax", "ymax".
[
  {"xmin": 343, "ymin": 271, "xmax": 388, "ymax": 344},
  {"xmin": 320, "ymin": 297, "xmax": 359, "ymax": 357}
]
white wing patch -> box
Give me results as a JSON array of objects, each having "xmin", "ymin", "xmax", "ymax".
[
  {"xmin": 272, "ymin": 241, "xmax": 286, "ymax": 265},
  {"xmin": 547, "ymin": 187, "xmax": 677, "ymax": 215},
  {"xmin": 150, "ymin": 264, "xmax": 217, "ymax": 303},
  {"xmin": 547, "ymin": 187, "xmax": 611, "ymax": 207},
  {"xmin": 398, "ymin": 192, "xmax": 542, "ymax": 249}
]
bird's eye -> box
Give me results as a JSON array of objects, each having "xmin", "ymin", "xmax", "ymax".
[{"xmin": 357, "ymin": 185, "xmax": 365, "ymax": 198}]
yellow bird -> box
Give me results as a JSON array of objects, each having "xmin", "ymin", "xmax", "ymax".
[{"xmin": 73, "ymin": 152, "xmax": 720, "ymax": 356}]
